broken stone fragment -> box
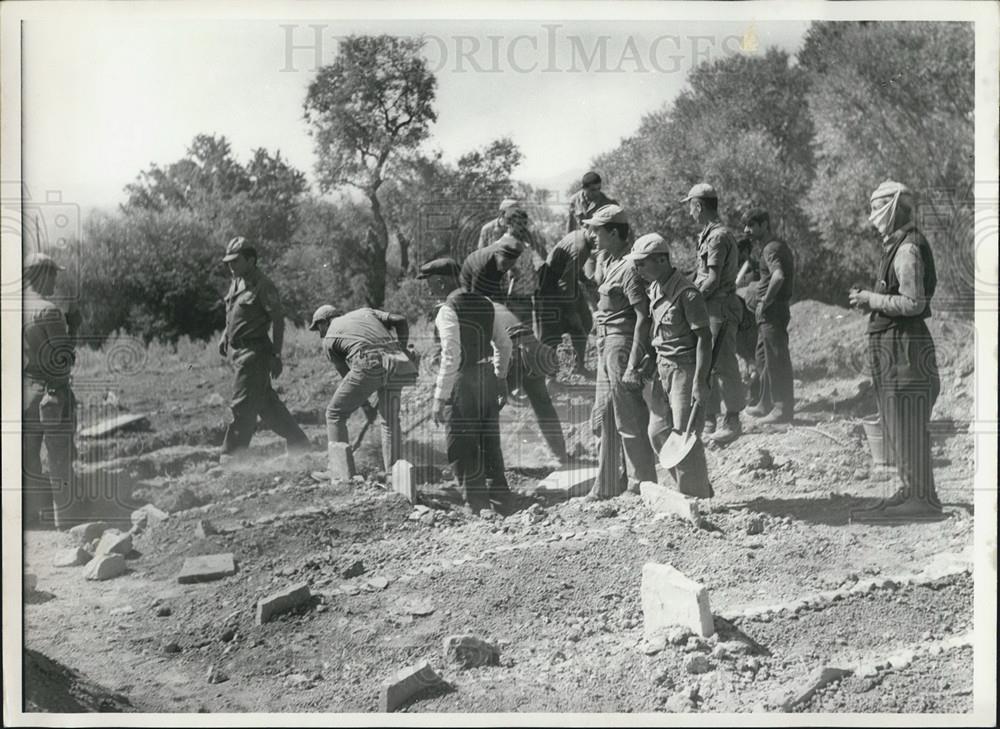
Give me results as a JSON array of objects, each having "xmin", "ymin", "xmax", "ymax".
[
  {"xmin": 256, "ymin": 583, "xmax": 311, "ymax": 624},
  {"xmin": 443, "ymin": 635, "xmax": 500, "ymax": 669},
  {"xmin": 684, "ymin": 655, "xmax": 712, "ymax": 674},
  {"xmin": 95, "ymin": 530, "xmax": 133, "ymax": 557},
  {"xmin": 84, "ymin": 553, "xmax": 126, "ymax": 581},
  {"xmin": 379, "ymin": 661, "xmax": 444, "ymax": 712},
  {"xmin": 176, "ymin": 553, "xmax": 237, "ymax": 584},
  {"xmin": 69, "ymin": 522, "xmax": 110, "ymax": 546},
  {"xmin": 53, "ymin": 547, "xmax": 92, "ymax": 568}
]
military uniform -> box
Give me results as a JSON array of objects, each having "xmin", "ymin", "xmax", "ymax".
[
  {"xmin": 538, "ymin": 230, "xmax": 595, "ymax": 373},
  {"xmin": 694, "ymin": 220, "xmax": 744, "ymax": 424},
  {"xmin": 567, "ymin": 189, "xmax": 618, "ymax": 233},
  {"xmin": 23, "ymin": 262, "xmax": 76, "ymax": 528},
  {"xmin": 645, "ymin": 269, "xmax": 714, "ymax": 497},
  {"xmin": 321, "ymin": 308, "xmax": 418, "ymax": 470},
  {"xmin": 221, "ymin": 267, "xmax": 309, "ymax": 454},
  {"xmin": 590, "ymin": 249, "xmax": 658, "ymax": 497}
]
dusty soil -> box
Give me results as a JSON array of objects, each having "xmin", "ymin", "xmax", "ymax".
[{"xmin": 21, "ymin": 302, "xmax": 980, "ymax": 715}]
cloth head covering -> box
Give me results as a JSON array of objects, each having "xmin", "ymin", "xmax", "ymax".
[{"xmin": 869, "ymin": 180, "xmax": 914, "ymax": 237}]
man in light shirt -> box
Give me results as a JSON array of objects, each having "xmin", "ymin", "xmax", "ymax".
[{"xmin": 419, "ymin": 258, "xmax": 513, "ymax": 514}]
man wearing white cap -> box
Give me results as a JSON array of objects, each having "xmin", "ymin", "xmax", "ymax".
[
  {"xmin": 627, "ymin": 235, "xmax": 714, "ymax": 498},
  {"xmin": 584, "ymin": 204, "xmax": 658, "ymax": 499},
  {"xmin": 22, "ymin": 253, "xmax": 77, "ymax": 528},
  {"xmin": 849, "ymin": 181, "xmax": 942, "ymax": 522},
  {"xmin": 682, "ymin": 183, "xmax": 744, "ymax": 444},
  {"xmin": 308, "ymin": 304, "xmax": 417, "ymax": 471}
]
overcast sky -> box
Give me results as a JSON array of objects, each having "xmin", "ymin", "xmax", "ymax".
[{"xmin": 21, "ymin": 16, "xmax": 812, "ymax": 213}]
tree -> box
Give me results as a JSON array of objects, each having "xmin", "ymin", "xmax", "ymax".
[
  {"xmin": 304, "ymin": 35, "xmax": 437, "ymax": 306},
  {"xmin": 799, "ymin": 22, "xmax": 974, "ymax": 312},
  {"xmin": 593, "ymin": 48, "xmax": 817, "ymax": 278},
  {"xmin": 123, "ymin": 133, "xmax": 309, "ymax": 259}
]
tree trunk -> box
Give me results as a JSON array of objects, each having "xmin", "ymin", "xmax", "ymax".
[
  {"xmin": 366, "ymin": 189, "xmax": 391, "ymax": 307},
  {"xmin": 397, "ymin": 230, "xmax": 410, "ymax": 275}
]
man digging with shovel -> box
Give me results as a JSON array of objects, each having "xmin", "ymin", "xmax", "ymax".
[{"xmin": 628, "ymin": 234, "xmax": 715, "ymax": 498}]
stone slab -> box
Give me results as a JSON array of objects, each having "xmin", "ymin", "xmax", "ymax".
[
  {"xmin": 642, "ymin": 562, "xmax": 715, "ymax": 639},
  {"xmin": 256, "ymin": 582, "xmax": 311, "ymax": 624},
  {"xmin": 79, "ymin": 413, "xmax": 151, "ymax": 439},
  {"xmin": 391, "ymin": 459, "xmax": 417, "ymax": 504},
  {"xmin": 84, "ymin": 553, "xmax": 126, "ymax": 581},
  {"xmin": 768, "ymin": 666, "xmax": 852, "ymax": 711},
  {"xmin": 95, "ymin": 530, "xmax": 133, "ymax": 557},
  {"xmin": 176, "ymin": 553, "xmax": 237, "ymax": 584},
  {"xmin": 53, "ymin": 547, "xmax": 92, "ymax": 568},
  {"xmin": 69, "ymin": 522, "xmax": 110, "ymax": 546},
  {"xmin": 328, "ymin": 442, "xmax": 357, "ymax": 482},
  {"xmin": 379, "ymin": 660, "xmax": 444, "ymax": 712},
  {"xmin": 535, "ymin": 467, "xmax": 598, "ymax": 499},
  {"xmin": 640, "ymin": 482, "xmax": 701, "ymax": 525}
]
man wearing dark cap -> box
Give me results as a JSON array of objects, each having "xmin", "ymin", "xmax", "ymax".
[
  {"xmin": 309, "ymin": 304, "xmax": 417, "ymax": 471},
  {"xmin": 683, "ymin": 183, "xmax": 744, "ymax": 444},
  {"xmin": 585, "ymin": 204, "xmax": 658, "ymax": 499},
  {"xmin": 538, "ymin": 224, "xmax": 598, "ymax": 375},
  {"xmin": 849, "ymin": 181, "xmax": 943, "ymax": 522},
  {"xmin": 567, "ymin": 171, "xmax": 618, "ymax": 233},
  {"xmin": 22, "ymin": 253, "xmax": 77, "ymax": 528},
  {"xmin": 218, "ymin": 237, "xmax": 310, "ymax": 457},
  {"xmin": 743, "ymin": 208, "xmax": 796, "ymax": 424},
  {"xmin": 420, "ymin": 258, "xmax": 513, "ymax": 514},
  {"xmin": 460, "ymin": 233, "xmax": 523, "ymax": 302},
  {"xmin": 627, "ymin": 234, "xmax": 714, "ymax": 498}
]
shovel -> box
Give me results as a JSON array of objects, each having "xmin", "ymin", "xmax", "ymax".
[{"xmin": 657, "ymin": 321, "xmax": 728, "ymax": 470}]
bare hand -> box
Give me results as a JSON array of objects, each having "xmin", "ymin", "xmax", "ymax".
[
  {"xmin": 848, "ymin": 288, "xmax": 872, "ymax": 310},
  {"xmin": 433, "ymin": 398, "xmax": 448, "ymax": 427},
  {"xmin": 270, "ymin": 354, "xmax": 283, "ymax": 379},
  {"xmin": 621, "ymin": 367, "xmax": 643, "ymax": 391},
  {"xmin": 497, "ymin": 380, "xmax": 509, "ymax": 410},
  {"xmin": 692, "ymin": 380, "xmax": 709, "ymax": 406}
]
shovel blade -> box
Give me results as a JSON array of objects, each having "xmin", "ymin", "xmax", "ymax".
[{"xmin": 658, "ymin": 431, "xmax": 698, "ymax": 470}]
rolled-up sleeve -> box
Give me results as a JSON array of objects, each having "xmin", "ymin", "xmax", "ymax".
[
  {"xmin": 869, "ymin": 243, "xmax": 925, "ymax": 317},
  {"xmin": 492, "ymin": 313, "xmax": 513, "ymax": 381},
  {"xmin": 433, "ymin": 305, "xmax": 461, "ymax": 402}
]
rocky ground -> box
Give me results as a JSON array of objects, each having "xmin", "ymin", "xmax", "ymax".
[{"xmin": 19, "ymin": 302, "xmax": 984, "ymax": 716}]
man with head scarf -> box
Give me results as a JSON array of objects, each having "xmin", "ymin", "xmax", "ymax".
[{"xmin": 849, "ymin": 181, "xmax": 942, "ymax": 522}]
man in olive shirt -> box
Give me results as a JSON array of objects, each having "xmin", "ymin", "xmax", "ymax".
[
  {"xmin": 683, "ymin": 183, "xmax": 744, "ymax": 444},
  {"xmin": 539, "ymin": 226, "xmax": 597, "ymax": 375},
  {"xmin": 585, "ymin": 204, "xmax": 658, "ymax": 499},
  {"xmin": 218, "ymin": 237, "xmax": 310, "ymax": 457},
  {"xmin": 627, "ymin": 235, "xmax": 714, "ymax": 498},
  {"xmin": 309, "ymin": 304, "xmax": 418, "ymax": 471},
  {"xmin": 23, "ymin": 253, "xmax": 77, "ymax": 529},
  {"xmin": 567, "ymin": 171, "xmax": 618, "ymax": 233},
  {"xmin": 743, "ymin": 208, "xmax": 796, "ymax": 423}
]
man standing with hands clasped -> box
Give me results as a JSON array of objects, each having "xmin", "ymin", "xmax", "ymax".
[
  {"xmin": 218, "ymin": 236, "xmax": 310, "ymax": 458},
  {"xmin": 743, "ymin": 208, "xmax": 796, "ymax": 424},
  {"xmin": 628, "ymin": 234, "xmax": 714, "ymax": 498}
]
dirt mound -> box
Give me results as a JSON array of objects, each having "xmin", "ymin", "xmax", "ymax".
[{"xmin": 23, "ymin": 649, "xmax": 137, "ymax": 713}]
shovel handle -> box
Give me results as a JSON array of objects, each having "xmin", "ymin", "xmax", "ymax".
[{"xmin": 683, "ymin": 399, "xmax": 702, "ymax": 436}]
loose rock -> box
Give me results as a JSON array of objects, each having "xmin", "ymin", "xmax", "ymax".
[
  {"xmin": 95, "ymin": 530, "xmax": 133, "ymax": 557},
  {"xmin": 684, "ymin": 655, "xmax": 713, "ymax": 675},
  {"xmin": 379, "ymin": 661, "xmax": 444, "ymax": 712},
  {"xmin": 84, "ymin": 554, "xmax": 126, "ymax": 581},
  {"xmin": 443, "ymin": 634, "xmax": 500, "ymax": 668},
  {"xmin": 256, "ymin": 583, "xmax": 311, "ymax": 624},
  {"xmin": 53, "ymin": 547, "xmax": 92, "ymax": 568}
]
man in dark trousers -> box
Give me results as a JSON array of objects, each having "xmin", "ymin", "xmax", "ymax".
[
  {"xmin": 309, "ymin": 304, "xmax": 418, "ymax": 471},
  {"xmin": 22, "ymin": 253, "xmax": 77, "ymax": 529},
  {"xmin": 849, "ymin": 181, "xmax": 943, "ymax": 522},
  {"xmin": 567, "ymin": 171, "xmax": 618, "ymax": 233},
  {"xmin": 683, "ymin": 183, "xmax": 744, "ymax": 444},
  {"xmin": 539, "ymin": 225, "xmax": 597, "ymax": 376},
  {"xmin": 628, "ymin": 235, "xmax": 714, "ymax": 498},
  {"xmin": 218, "ymin": 236, "xmax": 310, "ymax": 457},
  {"xmin": 585, "ymin": 204, "xmax": 658, "ymax": 499},
  {"xmin": 743, "ymin": 208, "xmax": 796, "ymax": 423},
  {"xmin": 421, "ymin": 258, "xmax": 513, "ymax": 514}
]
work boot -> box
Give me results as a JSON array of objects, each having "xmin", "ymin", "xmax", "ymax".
[
  {"xmin": 757, "ymin": 405, "xmax": 793, "ymax": 425},
  {"xmin": 744, "ymin": 402, "xmax": 771, "ymax": 418},
  {"xmin": 708, "ymin": 414, "xmax": 742, "ymax": 445},
  {"xmin": 853, "ymin": 497, "xmax": 944, "ymax": 523}
]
